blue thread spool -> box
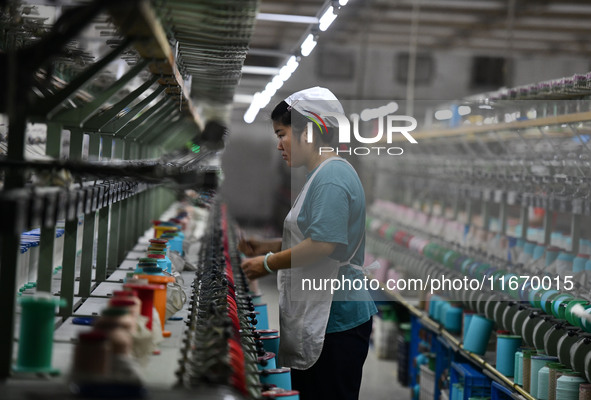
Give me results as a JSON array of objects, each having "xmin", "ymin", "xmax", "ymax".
[
  {"xmin": 14, "ymin": 293, "xmax": 66, "ymax": 373},
  {"xmin": 463, "ymin": 315, "xmax": 493, "ymax": 355},
  {"xmin": 258, "ymin": 352, "xmax": 276, "ymax": 371},
  {"xmin": 260, "ymin": 367, "xmax": 292, "ymax": 390},
  {"xmin": 533, "ymin": 244, "xmax": 545, "ymax": 261},
  {"xmin": 540, "ymin": 290, "xmax": 560, "ymax": 315},
  {"xmin": 545, "ymin": 248, "xmax": 560, "ymax": 268},
  {"xmin": 160, "ymin": 232, "xmax": 183, "ymax": 255},
  {"xmin": 254, "ymin": 304, "xmax": 269, "ymax": 330},
  {"xmin": 496, "ymin": 335, "xmax": 522, "ymax": 376},
  {"xmin": 573, "ymin": 254, "xmax": 589, "ymax": 273},
  {"xmin": 463, "ymin": 312, "xmax": 475, "ymax": 342},
  {"xmin": 530, "ymin": 356, "xmax": 558, "ymax": 398},
  {"xmin": 260, "ymin": 335, "xmax": 280, "ymax": 357},
  {"xmin": 444, "ymin": 306, "xmax": 463, "ymax": 333},
  {"xmin": 413, "ymin": 384, "xmax": 420, "ymax": 400},
  {"xmin": 537, "ymin": 366, "xmax": 550, "ymax": 400},
  {"xmin": 429, "ymin": 295, "xmax": 442, "ymax": 319},
  {"xmin": 552, "ymin": 294, "xmax": 574, "ymax": 318},
  {"xmin": 438, "ymin": 302, "xmax": 451, "ymax": 323},
  {"xmin": 451, "ymin": 383, "xmax": 461, "ymax": 400},
  {"xmin": 415, "ymin": 353, "xmax": 428, "ymax": 367},
  {"xmin": 514, "ymin": 351, "xmax": 523, "ymax": 385}
]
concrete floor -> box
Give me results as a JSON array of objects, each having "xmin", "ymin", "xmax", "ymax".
[{"xmin": 256, "ymin": 274, "xmax": 410, "ymax": 400}]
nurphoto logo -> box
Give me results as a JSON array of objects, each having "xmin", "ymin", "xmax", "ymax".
[{"xmin": 303, "ymin": 109, "xmax": 418, "ymax": 156}]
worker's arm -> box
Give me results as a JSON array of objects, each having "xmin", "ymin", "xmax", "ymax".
[
  {"xmin": 238, "ymin": 236, "xmax": 282, "ymax": 256},
  {"xmin": 240, "ymin": 238, "xmax": 337, "ymax": 280}
]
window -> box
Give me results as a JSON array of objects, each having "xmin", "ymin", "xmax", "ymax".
[
  {"xmin": 471, "ymin": 56, "xmax": 506, "ymax": 88},
  {"xmin": 396, "ymin": 52, "xmax": 434, "ymax": 85}
]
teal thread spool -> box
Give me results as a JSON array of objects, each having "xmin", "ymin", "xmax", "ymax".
[
  {"xmin": 260, "ymin": 335, "xmax": 280, "ymax": 357},
  {"xmin": 514, "ymin": 351, "xmax": 523, "ymax": 385},
  {"xmin": 496, "ymin": 335, "xmax": 522, "ymax": 376},
  {"xmin": 251, "ymin": 294, "xmax": 263, "ymax": 305},
  {"xmin": 438, "ymin": 302, "xmax": 451, "ymax": 323},
  {"xmin": 573, "ymin": 254, "xmax": 589, "ymax": 273},
  {"xmin": 556, "ymin": 372, "xmax": 586, "ymax": 400},
  {"xmin": 429, "ymin": 295, "xmax": 442, "ymax": 319},
  {"xmin": 444, "ymin": 306, "xmax": 463, "ymax": 333},
  {"xmin": 260, "ymin": 367, "xmax": 292, "ymax": 390},
  {"xmin": 537, "ymin": 366, "xmax": 550, "ymax": 400},
  {"xmin": 258, "ymin": 352, "xmax": 276, "ymax": 371},
  {"xmin": 254, "ymin": 304, "xmax": 269, "ymax": 330},
  {"xmin": 463, "ymin": 311, "xmax": 475, "ymax": 342},
  {"xmin": 530, "ymin": 355, "xmax": 558, "ymax": 398},
  {"xmin": 14, "ymin": 293, "xmax": 66, "ymax": 373},
  {"xmin": 463, "ymin": 315, "xmax": 493, "ymax": 355}
]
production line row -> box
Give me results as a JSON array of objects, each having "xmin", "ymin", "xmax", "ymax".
[
  {"xmin": 5, "ymin": 201, "xmax": 301, "ymax": 400},
  {"xmin": 363, "ymin": 199, "xmax": 591, "ymax": 400}
]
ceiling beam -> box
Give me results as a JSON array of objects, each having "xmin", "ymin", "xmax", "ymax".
[{"xmin": 327, "ymin": 31, "xmax": 590, "ymax": 56}]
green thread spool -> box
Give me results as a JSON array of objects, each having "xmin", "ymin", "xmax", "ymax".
[
  {"xmin": 537, "ymin": 366, "xmax": 550, "ymax": 400},
  {"xmin": 14, "ymin": 292, "xmax": 65, "ymax": 373},
  {"xmin": 530, "ymin": 356, "xmax": 557, "ymax": 398},
  {"xmin": 556, "ymin": 371, "xmax": 586, "ymax": 400},
  {"xmin": 514, "ymin": 351, "xmax": 523, "ymax": 385}
]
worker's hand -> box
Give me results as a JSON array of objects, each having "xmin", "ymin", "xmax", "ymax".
[
  {"xmin": 241, "ymin": 256, "xmax": 268, "ymax": 280},
  {"xmin": 238, "ymin": 237, "xmax": 266, "ymax": 257}
]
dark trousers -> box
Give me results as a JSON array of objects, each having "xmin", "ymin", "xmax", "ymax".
[{"xmin": 291, "ymin": 318, "xmax": 372, "ymax": 400}]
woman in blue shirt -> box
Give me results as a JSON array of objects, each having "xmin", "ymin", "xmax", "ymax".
[{"xmin": 240, "ymin": 87, "xmax": 377, "ymax": 400}]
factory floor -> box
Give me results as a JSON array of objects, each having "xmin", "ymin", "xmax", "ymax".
[{"xmin": 256, "ymin": 274, "xmax": 410, "ymax": 400}]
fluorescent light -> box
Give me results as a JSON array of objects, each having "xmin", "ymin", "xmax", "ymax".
[
  {"xmin": 234, "ymin": 94, "xmax": 254, "ymax": 104},
  {"xmin": 244, "ymin": 104, "xmax": 259, "ymax": 123},
  {"xmin": 458, "ymin": 106, "xmax": 471, "ymax": 116},
  {"xmin": 256, "ymin": 13, "xmax": 318, "ymax": 24},
  {"xmin": 279, "ymin": 56, "xmax": 300, "ymax": 80},
  {"xmin": 271, "ymin": 76, "xmax": 284, "ymax": 90},
  {"xmin": 300, "ymin": 34, "xmax": 317, "ymax": 57},
  {"xmin": 319, "ymin": 6, "xmax": 337, "ymax": 31},
  {"xmin": 279, "ymin": 65, "xmax": 293, "ymax": 81},
  {"xmin": 286, "ymin": 56, "xmax": 299, "ymax": 72},
  {"xmin": 259, "ymin": 91, "xmax": 272, "ymax": 109},
  {"xmin": 241, "ymin": 66, "xmax": 281, "ymax": 75},
  {"xmin": 250, "ymin": 92, "xmax": 263, "ymax": 109},
  {"xmin": 264, "ymin": 83, "xmax": 277, "ymax": 98},
  {"xmin": 339, "ymin": 0, "xmax": 349, "ymax": 5},
  {"xmin": 244, "ymin": 93, "xmax": 263, "ymax": 123},
  {"xmin": 435, "ymin": 110, "xmax": 453, "ymax": 120}
]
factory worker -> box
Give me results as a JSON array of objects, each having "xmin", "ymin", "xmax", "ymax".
[{"xmin": 240, "ymin": 87, "xmax": 377, "ymax": 400}]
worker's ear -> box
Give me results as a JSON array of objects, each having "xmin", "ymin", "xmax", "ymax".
[{"xmin": 298, "ymin": 128, "xmax": 313, "ymax": 146}]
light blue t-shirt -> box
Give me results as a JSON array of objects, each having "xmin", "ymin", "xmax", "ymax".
[{"xmin": 297, "ymin": 159, "xmax": 377, "ymax": 333}]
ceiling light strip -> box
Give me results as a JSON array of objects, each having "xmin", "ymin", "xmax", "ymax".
[{"xmin": 244, "ymin": 0, "xmax": 347, "ymax": 123}]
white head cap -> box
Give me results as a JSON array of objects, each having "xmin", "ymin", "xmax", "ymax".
[{"xmin": 283, "ymin": 86, "xmax": 344, "ymax": 127}]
